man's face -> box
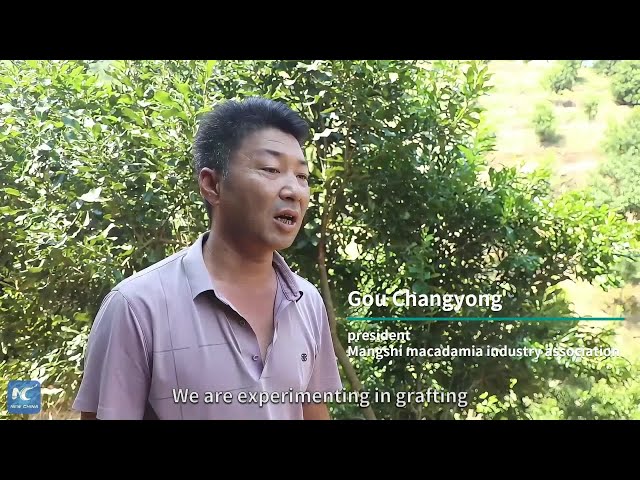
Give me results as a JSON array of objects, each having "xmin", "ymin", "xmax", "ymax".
[{"xmin": 215, "ymin": 127, "xmax": 310, "ymax": 252}]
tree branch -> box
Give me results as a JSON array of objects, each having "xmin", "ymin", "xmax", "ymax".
[
  {"xmin": 318, "ymin": 238, "xmax": 376, "ymax": 420},
  {"xmin": 315, "ymin": 83, "xmax": 375, "ymax": 419}
]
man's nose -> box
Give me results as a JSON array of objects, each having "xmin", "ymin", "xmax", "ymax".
[{"xmin": 279, "ymin": 172, "xmax": 306, "ymax": 201}]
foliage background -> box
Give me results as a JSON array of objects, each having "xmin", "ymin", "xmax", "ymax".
[{"xmin": 1, "ymin": 60, "xmax": 638, "ymax": 419}]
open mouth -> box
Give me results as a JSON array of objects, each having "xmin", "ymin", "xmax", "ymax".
[{"xmin": 275, "ymin": 214, "xmax": 295, "ymax": 225}]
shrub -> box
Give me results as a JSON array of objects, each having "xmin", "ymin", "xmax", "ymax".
[
  {"xmin": 584, "ymin": 97, "xmax": 599, "ymax": 120},
  {"xmin": 532, "ymin": 102, "xmax": 558, "ymax": 143},
  {"xmin": 593, "ymin": 60, "xmax": 619, "ymax": 76},
  {"xmin": 602, "ymin": 107, "xmax": 640, "ymax": 157},
  {"xmin": 610, "ymin": 61, "xmax": 640, "ymax": 106},
  {"xmin": 543, "ymin": 61, "xmax": 581, "ymax": 93},
  {"xmin": 594, "ymin": 108, "xmax": 640, "ymax": 217}
]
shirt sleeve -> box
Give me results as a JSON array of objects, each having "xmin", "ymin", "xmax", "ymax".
[
  {"xmin": 72, "ymin": 290, "xmax": 151, "ymax": 420},
  {"xmin": 306, "ymin": 295, "xmax": 343, "ymax": 394}
]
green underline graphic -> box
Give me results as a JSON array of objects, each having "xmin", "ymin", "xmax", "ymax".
[{"xmin": 347, "ymin": 317, "xmax": 625, "ymax": 322}]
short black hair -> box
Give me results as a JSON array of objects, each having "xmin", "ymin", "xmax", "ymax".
[{"xmin": 193, "ymin": 96, "xmax": 309, "ymax": 222}]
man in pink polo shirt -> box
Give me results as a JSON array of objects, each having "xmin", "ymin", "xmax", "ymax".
[{"xmin": 72, "ymin": 97, "xmax": 343, "ymax": 420}]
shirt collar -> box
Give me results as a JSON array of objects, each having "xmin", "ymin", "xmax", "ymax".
[{"xmin": 183, "ymin": 231, "xmax": 304, "ymax": 302}]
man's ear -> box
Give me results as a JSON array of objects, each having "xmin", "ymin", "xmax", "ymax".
[{"xmin": 198, "ymin": 168, "xmax": 223, "ymax": 209}]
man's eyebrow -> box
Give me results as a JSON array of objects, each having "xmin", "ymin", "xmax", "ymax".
[{"xmin": 260, "ymin": 148, "xmax": 308, "ymax": 167}]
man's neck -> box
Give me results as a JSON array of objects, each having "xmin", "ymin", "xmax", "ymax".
[{"xmin": 202, "ymin": 230, "xmax": 275, "ymax": 288}]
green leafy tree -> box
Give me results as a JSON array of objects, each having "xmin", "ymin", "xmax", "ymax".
[
  {"xmin": 610, "ymin": 61, "xmax": 640, "ymax": 106},
  {"xmin": 532, "ymin": 101, "xmax": 558, "ymax": 144},
  {"xmin": 0, "ymin": 60, "xmax": 221, "ymax": 413},
  {"xmin": 593, "ymin": 60, "xmax": 619, "ymax": 76},
  {"xmin": 592, "ymin": 107, "xmax": 640, "ymax": 217},
  {"xmin": 543, "ymin": 61, "xmax": 581, "ymax": 93},
  {"xmin": 529, "ymin": 364, "xmax": 640, "ymax": 420},
  {"xmin": 205, "ymin": 61, "xmax": 636, "ymax": 419}
]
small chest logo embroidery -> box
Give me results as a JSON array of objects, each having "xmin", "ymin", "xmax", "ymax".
[{"xmin": 301, "ymin": 353, "xmax": 308, "ymax": 362}]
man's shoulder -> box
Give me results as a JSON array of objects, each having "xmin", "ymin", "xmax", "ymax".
[
  {"xmin": 274, "ymin": 251, "xmax": 325, "ymax": 310},
  {"xmin": 292, "ymin": 274, "xmax": 319, "ymax": 297},
  {"xmin": 289, "ymin": 272, "xmax": 325, "ymax": 309},
  {"xmin": 112, "ymin": 247, "xmax": 189, "ymax": 302}
]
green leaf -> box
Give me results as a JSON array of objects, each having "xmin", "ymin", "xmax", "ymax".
[
  {"xmin": 79, "ymin": 187, "xmax": 105, "ymax": 203},
  {"xmin": 206, "ymin": 60, "xmax": 216, "ymax": 80},
  {"xmin": 159, "ymin": 107, "xmax": 187, "ymax": 120},
  {"xmin": 62, "ymin": 116, "xmax": 81, "ymax": 130},
  {"xmin": 73, "ymin": 312, "xmax": 91, "ymax": 323},
  {"xmin": 100, "ymin": 223, "xmax": 116, "ymax": 238},
  {"xmin": 313, "ymin": 128, "xmax": 335, "ymax": 141},
  {"xmin": 0, "ymin": 75, "xmax": 17, "ymax": 86},
  {"xmin": 122, "ymin": 107, "xmax": 144, "ymax": 125},
  {"xmin": 154, "ymin": 91, "xmax": 180, "ymax": 108},
  {"xmin": 3, "ymin": 188, "xmax": 20, "ymax": 196},
  {"xmin": 176, "ymin": 82, "xmax": 191, "ymax": 101}
]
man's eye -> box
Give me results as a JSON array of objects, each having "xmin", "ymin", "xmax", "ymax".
[
  {"xmin": 297, "ymin": 174, "xmax": 309, "ymax": 181},
  {"xmin": 262, "ymin": 167, "xmax": 279, "ymax": 173}
]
